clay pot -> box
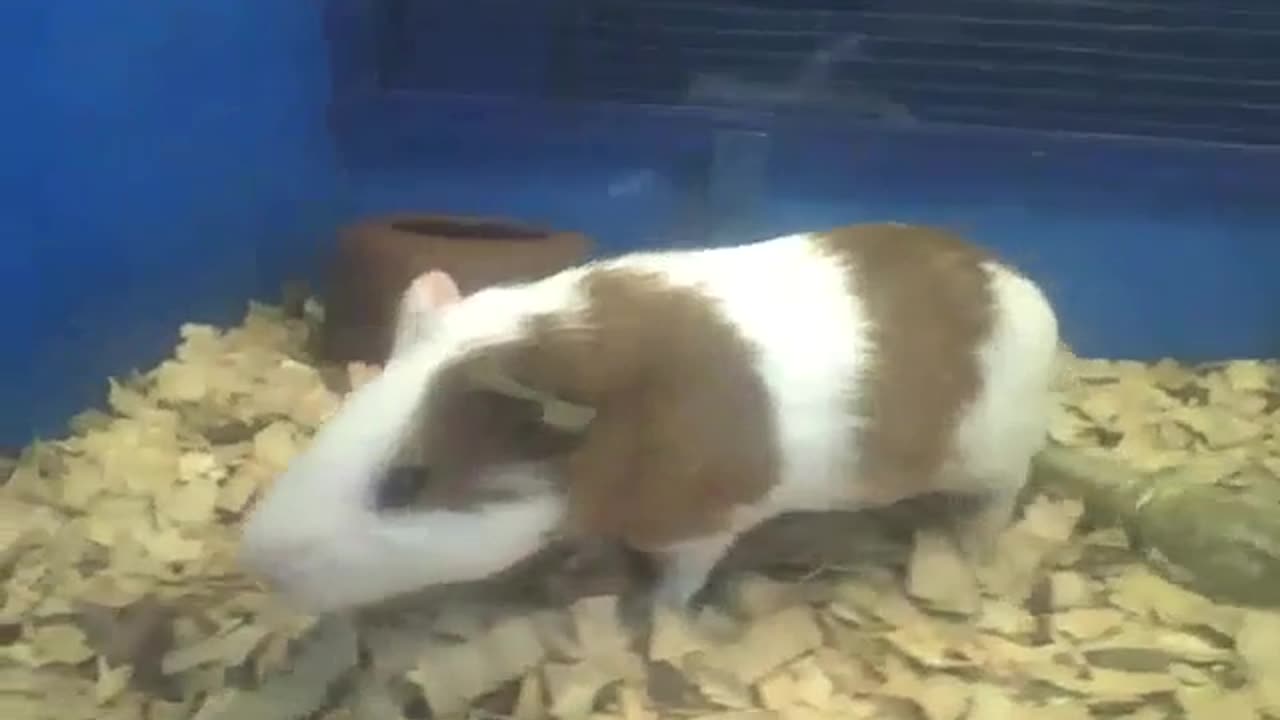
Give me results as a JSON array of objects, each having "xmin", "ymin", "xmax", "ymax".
[{"xmin": 319, "ymin": 214, "xmax": 592, "ymax": 365}]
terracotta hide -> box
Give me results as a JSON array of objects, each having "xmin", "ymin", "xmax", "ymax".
[{"xmin": 319, "ymin": 214, "xmax": 592, "ymax": 365}]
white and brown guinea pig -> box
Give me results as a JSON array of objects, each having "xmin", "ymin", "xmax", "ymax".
[{"xmin": 238, "ymin": 222, "xmax": 1060, "ymax": 614}]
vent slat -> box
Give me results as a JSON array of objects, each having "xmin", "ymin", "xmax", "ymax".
[{"xmin": 380, "ymin": 0, "xmax": 1280, "ymax": 145}]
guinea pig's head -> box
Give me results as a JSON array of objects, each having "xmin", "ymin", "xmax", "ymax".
[{"xmin": 237, "ymin": 269, "xmax": 598, "ymax": 613}]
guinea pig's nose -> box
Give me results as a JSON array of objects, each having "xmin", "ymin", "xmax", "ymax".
[{"xmin": 375, "ymin": 465, "xmax": 430, "ymax": 510}]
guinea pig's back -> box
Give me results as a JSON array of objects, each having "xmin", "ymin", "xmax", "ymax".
[
  {"xmin": 536, "ymin": 227, "xmax": 1056, "ymax": 545},
  {"xmin": 805, "ymin": 222, "xmax": 1059, "ymax": 506},
  {"xmin": 557, "ymin": 235, "xmax": 868, "ymax": 546}
]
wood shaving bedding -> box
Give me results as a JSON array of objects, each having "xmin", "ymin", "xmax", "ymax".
[{"xmin": 2, "ymin": 300, "xmax": 1279, "ymax": 719}]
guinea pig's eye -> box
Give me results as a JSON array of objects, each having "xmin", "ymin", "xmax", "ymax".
[{"xmin": 375, "ymin": 465, "xmax": 430, "ymax": 511}]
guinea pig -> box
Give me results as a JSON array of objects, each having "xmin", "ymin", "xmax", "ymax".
[{"xmin": 238, "ymin": 222, "xmax": 1060, "ymax": 614}]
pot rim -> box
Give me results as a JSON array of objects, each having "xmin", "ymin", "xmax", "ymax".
[{"xmin": 342, "ymin": 212, "xmax": 583, "ymax": 243}]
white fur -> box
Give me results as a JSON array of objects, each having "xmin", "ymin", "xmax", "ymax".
[
  {"xmin": 238, "ymin": 334, "xmax": 569, "ymax": 611},
  {"xmin": 945, "ymin": 262, "xmax": 1060, "ymax": 490},
  {"xmin": 590, "ymin": 235, "xmax": 1059, "ymax": 604},
  {"xmin": 589, "ymin": 234, "xmax": 873, "ymax": 519},
  {"xmin": 239, "ymin": 229, "xmax": 1060, "ymax": 612},
  {"xmin": 239, "ymin": 280, "xmax": 578, "ymax": 612}
]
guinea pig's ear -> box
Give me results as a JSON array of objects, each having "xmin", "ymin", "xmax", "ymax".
[
  {"xmin": 463, "ymin": 354, "xmax": 596, "ymax": 435},
  {"xmin": 417, "ymin": 269, "xmax": 462, "ymax": 307},
  {"xmin": 392, "ymin": 270, "xmax": 462, "ymax": 356}
]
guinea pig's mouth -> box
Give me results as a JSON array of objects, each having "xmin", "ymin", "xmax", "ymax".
[{"xmin": 244, "ymin": 491, "xmax": 571, "ymax": 614}]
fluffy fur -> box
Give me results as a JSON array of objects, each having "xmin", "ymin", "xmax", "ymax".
[{"xmin": 238, "ymin": 224, "xmax": 1060, "ymax": 613}]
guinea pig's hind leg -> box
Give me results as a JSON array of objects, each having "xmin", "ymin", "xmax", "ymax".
[{"xmin": 653, "ymin": 532, "xmax": 737, "ymax": 611}]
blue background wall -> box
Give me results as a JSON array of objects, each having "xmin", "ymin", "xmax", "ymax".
[
  {"xmin": 329, "ymin": 0, "xmax": 1280, "ymax": 363},
  {"xmin": 2, "ymin": 3, "xmax": 343, "ymax": 447},
  {"xmin": 3, "ymin": 0, "xmax": 1279, "ymax": 448}
]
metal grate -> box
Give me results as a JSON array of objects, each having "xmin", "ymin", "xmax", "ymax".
[
  {"xmin": 542, "ymin": 0, "xmax": 1280, "ymax": 146},
  {"xmin": 365, "ymin": 0, "xmax": 1280, "ymax": 146}
]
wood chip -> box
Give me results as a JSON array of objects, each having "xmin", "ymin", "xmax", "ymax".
[
  {"xmin": 648, "ymin": 605, "xmax": 716, "ymax": 663},
  {"xmin": 727, "ymin": 573, "xmax": 806, "ymax": 618},
  {"xmin": 569, "ymin": 594, "xmax": 632, "ymax": 660},
  {"xmin": 511, "ymin": 672, "xmax": 545, "ymax": 720},
  {"xmin": 1047, "ymin": 571, "xmax": 1093, "ymax": 609},
  {"xmin": 977, "ymin": 496, "xmax": 1083, "ymax": 602},
  {"xmin": 1178, "ymin": 687, "xmax": 1263, "ymax": 720},
  {"xmin": 1108, "ymin": 567, "xmax": 1241, "ymax": 637},
  {"xmin": 692, "ymin": 606, "xmax": 824, "ymax": 686},
  {"xmin": 905, "ymin": 528, "xmax": 980, "ymax": 616},
  {"xmin": 162, "ymin": 622, "xmax": 269, "ymax": 675},
  {"xmin": 407, "ymin": 614, "xmax": 549, "ymax": 716},
  {"xmin": 975, "ymin": 599, "xmax": 1036, "ymax": 638},
  {"xmin": 880, "ymin": 662, "xmax": 971, "ymax": 720},
  {"xmin": 965, "ymin": 684, "xmax": 1020, "ymax": 720},
  {"xmin": 1033, "ymin": 701, "xmax": 1095, "ymax": 720},
  {"xmin": 1234, "ymin": 610, "xmax": 1280, "ymax": 715},
  {"xmin": 1052, "ymin": 608, "xmax": 1129, "ymax": 641},
  {"xmin": 9, "ymin": 298, "xmax": 1280, "ymax": 720},
  {"xmin": 31, "ymin": 624, "xmax": 96, "ymax": 665},
  {"xmin": 544, "ymin": 660, "xmax": 622, "ymax": 718}
]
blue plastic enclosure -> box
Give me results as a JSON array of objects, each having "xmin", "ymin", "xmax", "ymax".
[{"xmin": 5, "ymin": 0, "xmax": 1280, "ymax": 447}]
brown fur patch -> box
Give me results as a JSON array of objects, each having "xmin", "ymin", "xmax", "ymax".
[
  {"xmin": 407, "ymin": 267, "xmax": 779, "ymax": 550},
  {"xmin": 813, "ymin": 223, "xmax": 998, "ymax": 505},
  {"xmin": 398, "ymin": 356, "xmax": 586, "ymax": 512}
]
